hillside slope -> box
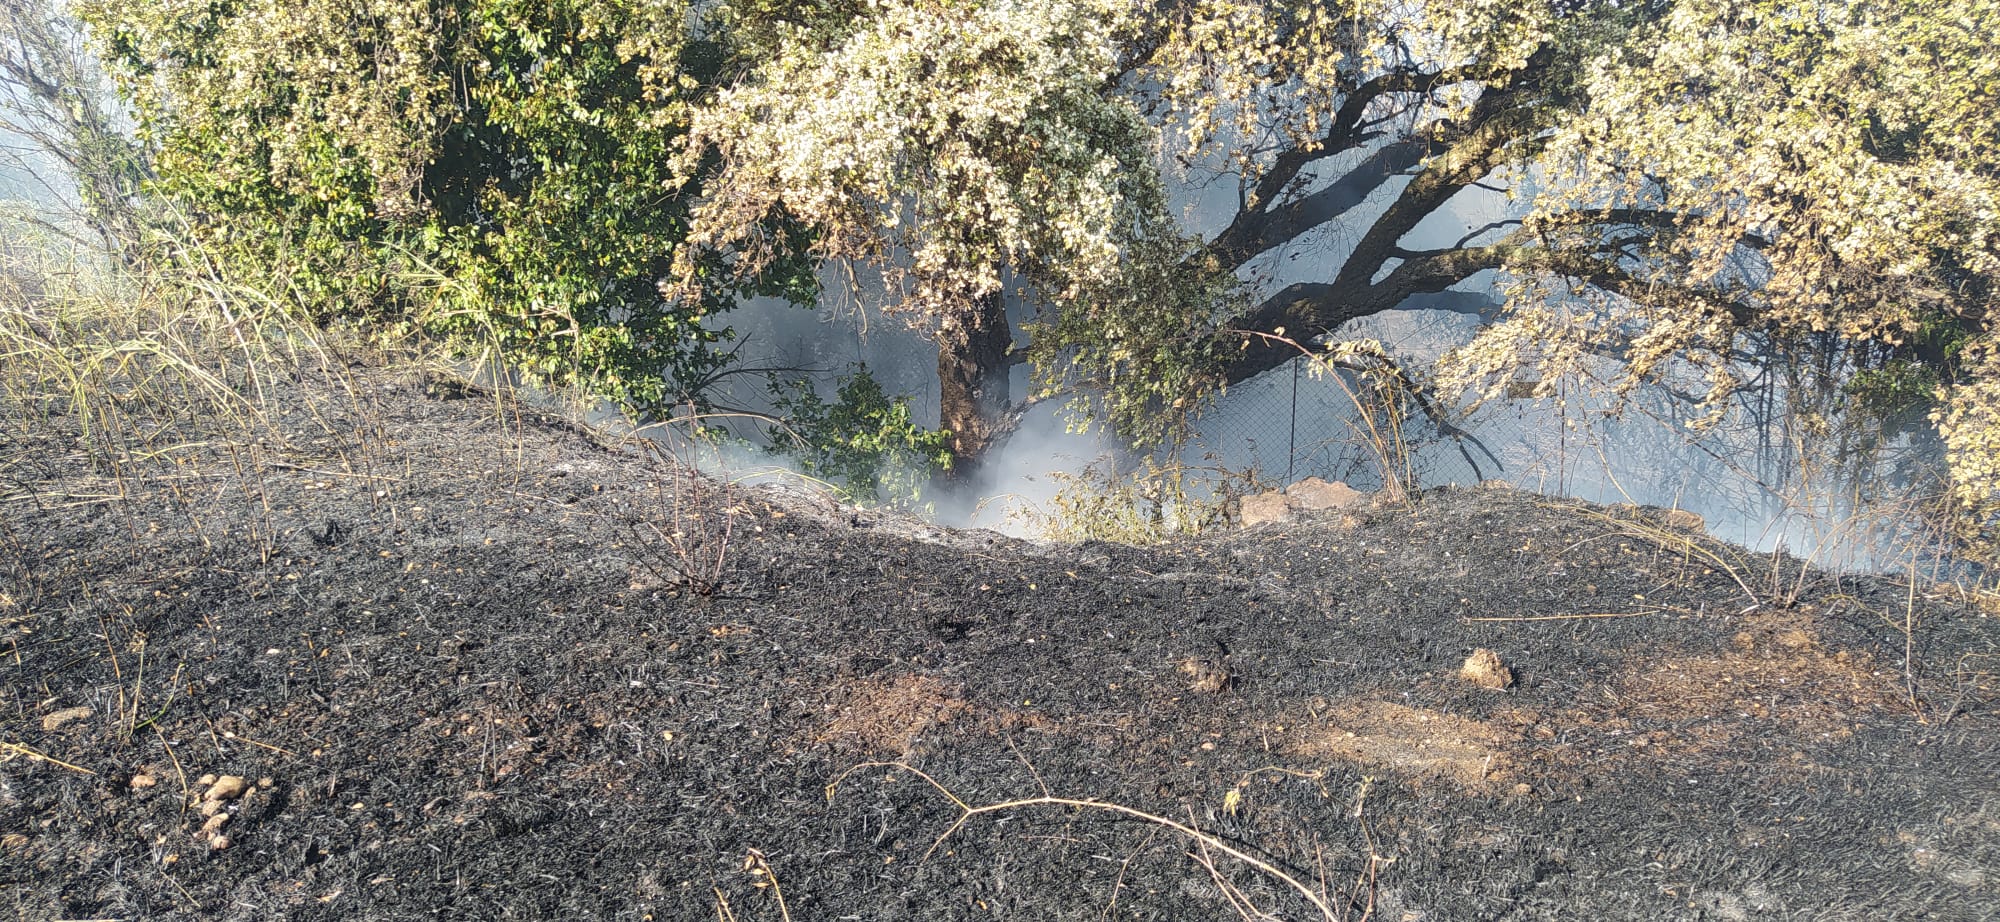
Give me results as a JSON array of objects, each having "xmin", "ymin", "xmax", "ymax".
[{"xmin": 4, "ymin": 366, "xmax": 1998, "ymax": 921}]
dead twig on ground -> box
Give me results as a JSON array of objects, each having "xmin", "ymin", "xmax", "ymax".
[
  {"xmin": 1463, "ymin": 611, "xmax": 1662, "ymax": 623},
  {"xmin": 741, "ymin": 849, "xmax": 793, "ymax": 922},
  {"xmin": 828, "ymin": 760, "xmax": 1342, "ymax": 921},
  {"xmin": 0, "ymin": 740, "xmax": 94, "ymax": 774},
  {"xmin": 1571, "ymin": 506, "xmax": 1765, "ymax": 609}
]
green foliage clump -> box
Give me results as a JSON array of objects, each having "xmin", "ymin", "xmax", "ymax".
[
  {"xmin": 1029, "ymin": 459, "xmax": 1262, "ymax": 545},
  {"xmin": 1027, "ymin": 240, "xmax": 1244, "ymax": 448},
  {"xmin": 770, "ymin": 366, "xmax": 951, "ymax": 506},
  {"xmin": 79, "ymin": 0, "xmax": 815, "ymax": 412}
]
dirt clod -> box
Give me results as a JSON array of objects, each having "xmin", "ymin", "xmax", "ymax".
[
  {"xmin": 40, "ymin": 706, "xmax": 92, "ymax": 731},
  {"xmin": 1238, "ymin": 491, "xmax": 1292, "ymax": 527},
  {"xmin": 1289, "ymin": 477, "xmax": 1367, "ymax": 512},
  {"xmin": 204, "ymin": 775, "xmax": 248, "ymax": 802},
  {"xmin": 1460, "ymin": 648, "xmax": 1514, "ymax": 689},
  {"xmin": 1180, "ymin": 656, "xmax": 1233, "ymax": 694},
  {"xmin": 1663, "ymin": 509, "xmax": 1706, "ymax": 531}
]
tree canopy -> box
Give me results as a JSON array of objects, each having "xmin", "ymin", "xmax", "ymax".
[
  {"xmin": 671, "ymin": 0, "xmax": 2000, "ymax": 516},
  {"xmin": 70, "ymin": 0, "xmax": 2000, "ymax": 524}
]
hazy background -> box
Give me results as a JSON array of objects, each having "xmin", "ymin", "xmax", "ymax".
[
  {"xmin": 690, "ymin": 148, "xmax": 1912, "ymax": 572},
  {"xmin": 0, "ymin": 80, "xmax": 1916, "ymax": 573}
]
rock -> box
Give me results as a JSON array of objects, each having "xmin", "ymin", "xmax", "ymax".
[
  {"xmin": 200, "ymin": 814, "xmax": 230, "ymax": 836},
  {"xmin": 205, "ymin": 775, "xmax": 249, "ymax": 802},
  {"xmin": 40, "ymin": 706, "xmax": 92, "ymax": 732},
  {"xmin": 1238, "ymin": 491, "xmax": 1293, "ymax": 527},
  {"xmin": 1459, "ymin": 648, "xmax": 1514, "ymax": 690},
  {"xmin": 207, "ymin": 835, "xmax": 231, "ymax": 851},
  {"xmin": 196, "ymin": 774, "xmax": 217, "ymax": 787},
  {"xmin": 128, "ymin": 771, "xmax": 157, "ymax": 790},
  {"xmin": 1663, "ymin": 508, "xmax": 1705, "ymax": 531},
  {"xmin": 1288, "ymin": 477, "xmax": 1366, "ymax": 512}
]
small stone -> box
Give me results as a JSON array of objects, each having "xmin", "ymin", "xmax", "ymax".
[
  {"xmin": 1512, "ymin": 783, "xmax": 1533, "ymax": 797},
  {"xmin": 196, "ymin": 774, "xmax": 217, "ymax": 787},
  {"xmin": 257, "ymin": 777, "xmax": 275, "ymax": 789},
  {"xmin": 200, "ymin": 814, "xmax": 230, "ymax": 836},
  {"xmin": 206, "ymin": 775, "xmax": 249, "ymax": 802},
  {"xmin": 207, "ymin": 835, "xmax": 231, "ymax": 851},
  {"xmin": 1460, "ymin": 648, "xmax": 1514, "ymax": 690},
  {"xmin": 40, "ymin": 706, "xmax": 93, "ymax": 732},
  {"xmin": 198, "ymin": 799, "xmax": 225, "ymax": 817},
  {"xmin": 129, "ymin": 772, "xmax": 158, "ymax": 790}
]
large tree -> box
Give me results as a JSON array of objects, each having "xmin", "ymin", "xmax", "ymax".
[{"xmin": 673, "ymin": 0, "xmax": 2000, "ymax": 513}]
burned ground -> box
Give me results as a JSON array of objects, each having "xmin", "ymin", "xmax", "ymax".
[{"xmin": 4, "ymin": 365, "xmax": 1999, "ymax": 921}]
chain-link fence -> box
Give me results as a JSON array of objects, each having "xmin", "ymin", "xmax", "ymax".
[{"xmin": 698, "ymin": 296, "xmax": 1932, "ymax": 570}]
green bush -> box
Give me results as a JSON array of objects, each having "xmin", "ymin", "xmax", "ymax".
[
  {"xmin": 770, "ymin": 366, "xmax": 950, "ymax": 506},
  {"xmin": 82, "ymin": 0, "xmax": 815, "ymax": 413}
]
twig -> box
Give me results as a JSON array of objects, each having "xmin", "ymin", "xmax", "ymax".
[
  {"xmin": 1904, "ymin": 562, "xmax": 1923, "ymax": 719},
  {"xmin": 0, "ymin": 740, "xmax": 94, "ymax": 774},
  {"xmin": 742, "ymin": 849, "xmax": 792, "ymax": 922},
  {"xmin": 221, "ymin": 729, "xmax": 297, "ymax": 757},
  {"xmin": 1463, "ymin": 611, "xmax": 1658, "ymax": 623},
  {"xmin": 829, "ymin": 761, "xmax": 1338, "ymax": 921},
  {"xmin": 1100, "ymin": 827, "xmax": 1162, "ymax": 920}
]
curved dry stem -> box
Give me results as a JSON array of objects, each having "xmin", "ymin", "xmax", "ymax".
[{"xmin": 828, "ymin": 760, "xmax": 1338, "ymax": 921}]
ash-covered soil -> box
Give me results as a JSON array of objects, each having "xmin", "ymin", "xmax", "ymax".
[{"xmin": 4, "ymin": 365, "xmax": 1999, "ymax": 921}]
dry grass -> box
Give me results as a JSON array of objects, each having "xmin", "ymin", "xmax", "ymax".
[{"xmin": 0, "ymin": 227, "xmax": 375, "ymax": 478}]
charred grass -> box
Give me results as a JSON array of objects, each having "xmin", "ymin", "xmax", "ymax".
[{"xmin": 3, "ymin": 256, "xmax": 2000, "ymax": 919}]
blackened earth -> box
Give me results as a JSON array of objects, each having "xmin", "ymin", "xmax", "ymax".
[{"xmin": 4, "ymin": 367, "xmax": 1998, "ymax": 921}]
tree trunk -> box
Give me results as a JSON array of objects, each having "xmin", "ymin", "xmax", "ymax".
[{"xmin": 936, "ymin": 291, "xmax": 1013, "ymax": 480}]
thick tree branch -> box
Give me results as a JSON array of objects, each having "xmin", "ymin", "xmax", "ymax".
[
  {"xmin": 1333, "ymin": 83, "xmax": 1542, "ymax": 294},
  {"xmin": 1210, "ymin": 66, "xmax": 1485, "ymax": 266},
  {"xmin": 1218, "ymin": 228, "xmax": 1770, "ymax": 388},
  {"xmin": 1211, "ymin": 139, "xmax": 1426, "ymax": 265}
]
